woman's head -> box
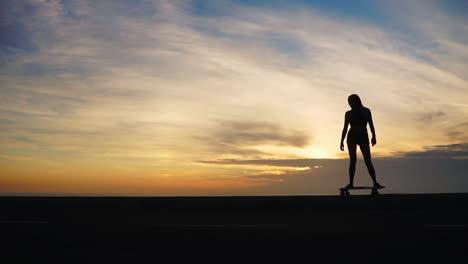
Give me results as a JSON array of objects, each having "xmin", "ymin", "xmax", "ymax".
[{"xmin": 348, "ymin": 94, "xmax": 363, "ymax": 110}]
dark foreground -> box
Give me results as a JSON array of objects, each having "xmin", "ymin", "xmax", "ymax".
[{"xmin": 2, "ymin": 193, "xmax": 468, "ymax": 263}]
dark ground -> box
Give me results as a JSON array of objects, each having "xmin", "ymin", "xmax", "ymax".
[{"xmin": 2, "ymin": 193, "xmax": 468, "ymax": 263}]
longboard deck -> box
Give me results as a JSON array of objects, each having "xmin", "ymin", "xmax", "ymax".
[
  {"xmin": 339, "ymin": 186, "xmax": 385, "ymax": 197},
  {"xmin": 339, "ymin": 186, "xmax": 385, "ymax": 191}
]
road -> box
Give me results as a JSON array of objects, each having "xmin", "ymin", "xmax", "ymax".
[{"xmin": 2, "ymin": 194, "xmax": 468, "ymax": 262}]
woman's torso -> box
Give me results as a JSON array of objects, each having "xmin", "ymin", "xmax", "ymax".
[{"xmin": 349, "ymin": 107, "xmax": 369, "ymax": 128}]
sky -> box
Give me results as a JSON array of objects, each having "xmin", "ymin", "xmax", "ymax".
[{"xmin": 1, "ymin": 0, "xmax": 468, "ymax": 196}]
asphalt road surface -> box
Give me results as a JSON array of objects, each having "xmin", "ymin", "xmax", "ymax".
[{"xmin": 2, "ymin": 194, "xmax": 468, "ymax": 263}]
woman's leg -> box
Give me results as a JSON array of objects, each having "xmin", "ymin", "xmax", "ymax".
[
  {"xmin": 347, "ymin": 143, "xmax": 357, "ymax": 186},
  {"xmin": 359, "ymin": 144, "xmax": 377, "ymax": 185}
]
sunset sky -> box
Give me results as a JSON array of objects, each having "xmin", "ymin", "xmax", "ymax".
[{"xmin": 1, "ymin": 0, "xmax": 468, "ymax": 195}]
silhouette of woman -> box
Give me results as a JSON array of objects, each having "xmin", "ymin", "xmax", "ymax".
[{"xmin": 340, "ymin": 94, "xmax": 383, "ymax": 188}]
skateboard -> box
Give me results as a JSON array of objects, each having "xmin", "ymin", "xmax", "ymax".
[{"xmin": 339, "ymin": 186, "xmax": 385, "ymax": 197}]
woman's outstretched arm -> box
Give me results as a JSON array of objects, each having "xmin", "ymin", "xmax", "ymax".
[
  {"xmin": 368, "ymin": 109, "xmax": 376, "ymax": 146},
  {"xmin": 340, "ymin": 112, "xmax": 350, "ymax": 151}
]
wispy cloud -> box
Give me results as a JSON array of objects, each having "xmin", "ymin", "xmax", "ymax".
[
  {"xmin": 195, "ymin": 120, "xmax": 311, "ymax": 158},
  {"xmin": 198, "ymin": 158, "xmax": 321, "ymax": 167},
  {"xmin": 445, "ymin": 122, "xmax": 468, "ymax": 142}
]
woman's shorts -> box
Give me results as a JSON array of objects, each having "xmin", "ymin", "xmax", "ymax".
[{"xmin": 346, "ymin": 130, "xmax": 369, "ymax": 146}]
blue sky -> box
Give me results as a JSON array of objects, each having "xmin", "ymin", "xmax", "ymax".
[{"xmin": 1, "ymin": 0, "xmax": 468, "ymax": 195}]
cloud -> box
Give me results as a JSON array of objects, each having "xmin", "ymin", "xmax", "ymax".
[
  {"xmin": 399, "ymin": 143, "xmax": 468, "ymax": 159},
  {"xmin": 195, "ymin": 120, "xmax": 311, "ymax": 158},
  {"xmin": 212, "ymin": 120, "xmax": 310, "ymax": 147},
  {"xmin": 11, "ymin": 136, "xmax": 37, "ymax": 144},
  {"xmin": 417, "ymin": 111, "xmax": 446, "ymax": 123},
  {"xmin": 379, "ymin": 0, "xmax": 468, "ymax": 95},
  {"xmin": 445, "ymin": 122, "xmax": 468, "ymax": 141},
  {"xmin": 198, "ymin": 158, "xmax": 321, "ymax": 167},
  {"xmin": 197, "ymin": 158, "xmax": 320, "ymax": 182}
]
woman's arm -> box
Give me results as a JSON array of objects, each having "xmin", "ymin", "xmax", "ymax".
[
  {"xmin": 340, "ymin": 112, "xmax": 350, "ymax": 151},
  {"xmin": 368, "ymin": 109, "xmax": 376, "ymax": 146}
]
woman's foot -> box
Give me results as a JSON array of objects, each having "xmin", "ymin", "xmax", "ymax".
[
  {"xmin": 373, "ymin": 182, "xmax": 384, "ymax": 188},
  {"xmin": 346, "ymin": 183, "xmax": 354, "ymax": 188}
]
